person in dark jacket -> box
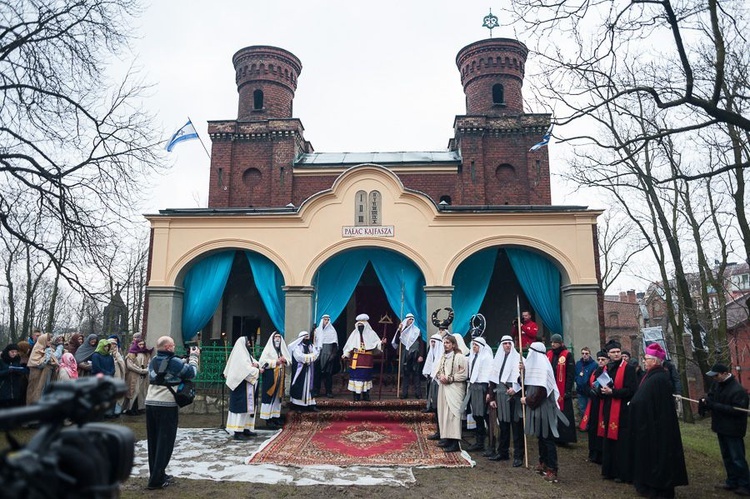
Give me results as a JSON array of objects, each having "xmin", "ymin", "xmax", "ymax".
[
  {"xmin": 700, "ymin": 363, "xmax": 750, "ymax": 496},
  {"xmin": 629, "ymin": 343, "xmax": 688, "ymax": 498},
  {"xmin": 574, "ymin": 346, "xmax": 598, "ymax": 422},
  {"xmin": 91, "ymin": 339, "xmax": 115, "ymax": 376},
  {"xmin": 0, "ymin": 343, "xmax": 28, "ymax": 408}
]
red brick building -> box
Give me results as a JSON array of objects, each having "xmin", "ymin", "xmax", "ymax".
[{"xmin": 207, "ymin": 41, "xmax": 551, "ymax": 210}]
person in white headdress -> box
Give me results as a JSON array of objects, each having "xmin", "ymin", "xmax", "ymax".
[
  {"xmin": 289, "ymin": 331, "xmax": 319, "ymax": 410},
  {"xmin": 462, "ymin": 336, "xmax": 494, "ymax": 452},
  {"xmin": 313, "ymin": 314, "xmax": 338, "ymax": 398},
  {"xmin": 487, "ymin": 335, "xmax": 524, "ymax": 466},
  {"xmin": 259, "ymin": 331, "xmax": 291, "ymax": 427},
  {"xmin": 342, "ymin": 313, "xmax": 383, "ymax": 402},
  {"xmin": 434, "ymin": 334, "xmax": 468, "ymax": 453},
  {"xmin": 223, "ymin": 336, "xmax": 260, "ymax": 441},
  {"xmin": 423, "ymin": 333, "xmax": 443, "ymax": 414},
  {"xmin": 521, "ymin": 341, "xmax": 569, "ymax": 483},
  {"xmin": 391, "ymin": 313, "xmax": 424, "ymax": 399}
]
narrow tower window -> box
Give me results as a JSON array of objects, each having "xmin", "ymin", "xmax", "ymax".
[
  {"xmin": 253, "ymin": 89, "xmax": 264, "ymax": 110},
  {"xmin": 492, "ymin": 84, "xmax": 505, "ymax": 105}
]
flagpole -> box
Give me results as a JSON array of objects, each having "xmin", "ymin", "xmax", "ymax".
[
  {"xmin": 186, "ymin": 116, "xmax": 212, "ymax": 160},
  {"xmin": 517, "ymin": 295, "xmax": 529, "ymax": 469}
]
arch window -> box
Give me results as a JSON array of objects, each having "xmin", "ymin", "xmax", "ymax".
[
  {"xmin": 253, "ymin": 89, "xmax": 264, "ymax": 110},
  {"xmin": 492, "ymin": 84, "xmax": 505, "ymax": 105}
]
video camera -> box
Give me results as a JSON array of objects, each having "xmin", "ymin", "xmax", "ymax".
[{"xmin": 0, "ymin": 376, "xmax": 135, "ymax": 499}]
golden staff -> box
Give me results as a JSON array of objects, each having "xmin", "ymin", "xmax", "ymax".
[{"xmin": 517, "ymin": 296, "xmax": 529, "ymax": 469}]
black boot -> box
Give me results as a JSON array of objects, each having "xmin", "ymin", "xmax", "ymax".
[
  {"xmin": 362, "ymin": 391, "xmax": 371, "ymax": 401},
  {"xmin": 466, "ymin": 438, "xmax": 485, "ymax": 452},
  {"xmin": 234, "ymin": 432, "xmax": 250, "ymax": 441},
  {"xmin": 443, "ymin": 439, "xmax": 461, "ymax": 452},
  {"xmin": 353, "ymin": 392, "xmax": 361, "ymax": 402},
  {"xmin": 427, "ymin": 432, "xmax": 441, "ymax": 440}
]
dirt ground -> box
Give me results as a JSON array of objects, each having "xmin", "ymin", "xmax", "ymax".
[{"xmin": 115, "ymin": 413, "xmax": 732, "ymax": 499}]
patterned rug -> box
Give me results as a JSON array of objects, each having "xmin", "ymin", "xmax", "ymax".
[{"xmin": 249, "ymin": 406, "xmax": 472, "ymax": 468}]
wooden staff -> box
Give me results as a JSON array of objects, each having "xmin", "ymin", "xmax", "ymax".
[
  {"xmin": 379, "ymin": 323, "xmax": 388, "ymax": 400},
  {"xmin": 517, "ymin": 296, "xmax": 529, "ymax": 469},
  {"xmin": 674, "ymin": 394, "xmax": 750, "ymax": 414},
  {"xmin": 396, "ymin": 321, "xmax": 403, "ymax": 397}
]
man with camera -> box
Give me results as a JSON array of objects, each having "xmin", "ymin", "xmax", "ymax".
[{"xmin": 145, "ymin": 336, "xmax": 200, "ymax": 490}]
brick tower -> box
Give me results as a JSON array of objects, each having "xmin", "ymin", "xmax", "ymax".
[
  {"xmin": 451, "ymin": 38, "xmax": 552, "ymax": 205},
  {"xmin": 207, "ymin": 46, "xmax": 311, "ymax": 208}
]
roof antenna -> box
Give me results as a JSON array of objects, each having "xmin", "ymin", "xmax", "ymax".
[{"xmin": 482, "ymin": 8, "xmax": 499, "ymax": 38}]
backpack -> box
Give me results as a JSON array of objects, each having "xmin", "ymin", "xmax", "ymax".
[{"xmin": 155, "ymin": 358, "xmax": 196, "ymax": 408}]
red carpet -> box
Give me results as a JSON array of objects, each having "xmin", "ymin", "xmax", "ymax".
[{"xmin": 250, "ymin": 403, "xmax": 471, "ymax": 467}]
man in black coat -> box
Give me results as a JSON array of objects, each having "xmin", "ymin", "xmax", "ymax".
[
  {"xmin": 700, "ymin": 363, "xmax": 750, "ymax": 496},
  {"xmin": 629, "ymin": 343, "xmax": 688, "ymax": 498}
]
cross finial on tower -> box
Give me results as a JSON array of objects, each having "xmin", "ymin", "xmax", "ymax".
[{"xmin": 482, "ymin": 8, "xmax": 499, "ymax": 38}]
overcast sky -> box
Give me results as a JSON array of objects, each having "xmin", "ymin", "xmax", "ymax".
[{"xmin": 132, "ymin": 2, "xmax": 586, "ymax": 210}]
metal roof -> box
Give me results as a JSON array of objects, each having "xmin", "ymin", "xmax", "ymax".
[{"xmin": 295, "ymin": 151, "xmax": 461, "ymax": 166}]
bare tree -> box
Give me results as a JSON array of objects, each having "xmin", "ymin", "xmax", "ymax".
[
  {"xmin": 0, "ymin": 0, "xmax": 162, "ymax": 292},
  {"xmin": 597, "ymin": 207, "xmax": 647, "ymax": 292}
]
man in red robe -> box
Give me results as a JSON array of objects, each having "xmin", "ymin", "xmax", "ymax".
[
  {"xmin": 512, "ymin": 310, "xmax": 539, "ymax": 350},
  {"xmin": 546, "ymin": 334, "xmax": 576, "ymax": 444}
]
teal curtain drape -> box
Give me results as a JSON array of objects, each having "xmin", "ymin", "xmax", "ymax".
[
  {"xmin": 451, "ymin": 248, "xmax": 498, "ymax": 336},
  {"xmin": 181, "ymin": 251, "xmax": 235, "ymax": 343},
  {"xmin": 245, "ymin": 251, "xmax": 286, "ymax": 332},
  {"xmin": 506, "ymin": 248, "xmax": 562, "ymax": 336}
]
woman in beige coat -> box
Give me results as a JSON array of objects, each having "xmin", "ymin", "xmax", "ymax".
[
  {"xmin": 26, "ymin": 334, "xmax": 59, "ymax": 405},
  {"xmin": 123, "ymin": 336, "xmax": 152, "ymax": 415}
]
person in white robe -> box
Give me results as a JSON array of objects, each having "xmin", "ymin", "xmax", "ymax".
[
  {"xmin": 289, "ymin": 331, "xmax": 319, "ymax": 410},
  {"xmin": 521, "ymin": 341, "xmax": 569, "ymax": 482},
  {"xmin": 259, "ymin": 331, "xmax": 291, "ymax": 427},
  {"xmin": 223, "ymin": 336, "xmax": 260, "ymax": 440},
  {"xmin": 435, "ymin": 334, "xmax": 468, "ymax": 452},
  {"xmin": 487, "ymin": 335, "xmax": 524, "ymax": 465},
  {"xmin": 463, "ymin": 336, "xmax": 494, "ymax": 452},
  {"xmin": 423, "ymin": 333, "xmax": 443, "ymax": 415},
  {"xmin": 313, "ymin": 314, "xmax": 338, "ymax": 398},
  {"xmin": 391, "ymin": 313, "xmax": 424, "ymax": 399},
  {"xmin": 341, "ymin": 314, "xmax": 383, "ymax": 401}
]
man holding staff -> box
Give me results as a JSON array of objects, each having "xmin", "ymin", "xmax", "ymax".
[
  {"xmin": 342, "ymin": 314, "xmax": 383, "ymax": 402},
  {"xmin": 391, "ymin": 313, "xmax": 424, "ymax": 399},
  {"xmin": 487, "ymin": 335, "xmax": 524, "ymax": 466}
]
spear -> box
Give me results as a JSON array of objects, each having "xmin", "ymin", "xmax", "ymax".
[
  {"xmin": 397, "ymin": 270, "xmax": 404, "ymax": 397},
  {"xmin": 517, "ymin": 296, "xmax": 529, "ymax": 469}
]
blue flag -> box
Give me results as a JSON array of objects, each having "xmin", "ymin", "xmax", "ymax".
[
  {"xmin": 529, "ymin": 124, "xmax": 553, "ymax": 152},
  {"xmin": 166, "ymin": 120, "xmax": 199, "ymax": 152}
]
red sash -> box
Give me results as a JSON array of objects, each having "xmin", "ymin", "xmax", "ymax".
[
  {"xmin": 579, "ymin": 369, "xmax": 598, "ymax": 431},
  {"xmin": 597, "ymin": 359, "xmax": 626, "ymax": 440},
  {"xmin": 547, "ymin": 348, "xmax": 568, "ymax": 410}
]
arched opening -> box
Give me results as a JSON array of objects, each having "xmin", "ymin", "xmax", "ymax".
[
  {"xmin": 492, "ymin": 83, "xmax": 505, "ymax": 105},
  {"xmin": 253, "ymin": 89, "xmax": 264, "ymax": 110}
]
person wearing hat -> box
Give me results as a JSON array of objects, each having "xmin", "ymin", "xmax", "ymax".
[
  {"xmin": 546, "ymin": 333, "xmax": 576, "ymax": 444},
  {"xmin": 581, "ymin": 350, "xmax": 609, "ymax": 464},
  {"xmin": 313, "ymin": 314, "xmax": 338, "ymax": 398},
  {"xmin": 342, "ymin": 314, "xmax": 383, "ymax": 401},
  {"xmin": 598, "ymin": 339, "xmax": 637, "ymax": 483},
  {"xmin": 700, "ymin": 363, "xmax": 750, "ymax": 495},
  {"xmin": 487, "ymin": 335, "xmax": 524, "ymax": 465},
  {"xmin": 629, "ymin": 342, "xmax": 688, "ymax": 498},
  {"xmin": 391, "ymin": 313, "xmax": 424, "ymax": 399},
  {"xmin": 224, "ymin": 336, "xmax": 261, "ymax": 439}
]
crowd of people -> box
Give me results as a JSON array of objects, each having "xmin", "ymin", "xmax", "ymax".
[
  {"xmin": 0, "ymin": 329, "xmax": 153, "ymax": 416},
  {"xmin": 5, "ymin": 312, "xmax": 750, "ymax": 497}
]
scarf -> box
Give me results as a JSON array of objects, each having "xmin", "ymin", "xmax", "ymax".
[
  {"xmin": 491, "ymin": 341, "xmax": 521, "ymax": 385},
  {"xmin": 28, "ymin": 334, "xmax": 58, "ymax": 368},
  {"xmin": 60, "ymin": 352, "xmax": 79, "ymax": 379},
  {"xmin": 223, "ymin": 336, "xmax": 259, "ymax": 391},
  {"xmin": 74, "ymin": 334, "xmax": 100, "ymax": 363},
  {"xmin": 422, "ymin": 333, "xmax": 443, "ymax": 377},
  {"xmin": 94, "ymin": 339, "xmax": 112, "ymax": 355},
  {"xmin": 598, "ymin": 359, "xmax": 627, "ymax": 440},
  {"xmin": 523, "ymin": 342, "xmax": 559, "ymax": 401},
  {"xmin": 468, "ymin": 337, "xmax": 493, "ymax": 383}
]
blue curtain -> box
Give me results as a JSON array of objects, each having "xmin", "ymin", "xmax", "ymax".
[
  {"xmin": 314, "ymin": 251, "xmax": 370, "ymax": 325},
  {"xmin": 451, "ymin": 248, "xmax": 498, "ymax": 336},
  {"xmin": 245, "ymin": 251, "xmax": 286, "ymax": 332},
  {"xmin": 370, "ymin": 251, "xmax": 427, "ymax": 337},
  {"xmin": 181, "ymin": 251, "xmax": 235, "ymax": 343},
  {"xmin": 314, "ymin": 248, "xmax": 427, "ymax": 338},
  {"xmin": 506, "ymin": 248, "xmax": 563, "ymax": 336}
]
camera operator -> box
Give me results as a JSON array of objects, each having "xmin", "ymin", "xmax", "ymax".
[{"xmin": 145, "ymin": 336, "xmax": 200, "ymax": 490}]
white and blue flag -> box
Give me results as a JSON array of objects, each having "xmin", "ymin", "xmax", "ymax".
[
  {"xmin": 529, "ymin": 124, "xmax": 553, "ymax": 152},
  {"xmin": 166, "ymin": 120, "xmax": 199, "ymax": 152}
]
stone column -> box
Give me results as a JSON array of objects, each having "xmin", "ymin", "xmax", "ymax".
[
  {"xmin": 283, "ymin": 286, "xmax": 315, "ymax": 342},
  {"xmin": 424, "ymin": 285, "xmax": 454, "ymax": 333},
  {"xmin": 145, "ymin": 286, "xmax": 184, "ymax": 348},
  {"xmin": 561, "ymin": 284, "xmax": 601, "ymax": 352}
]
